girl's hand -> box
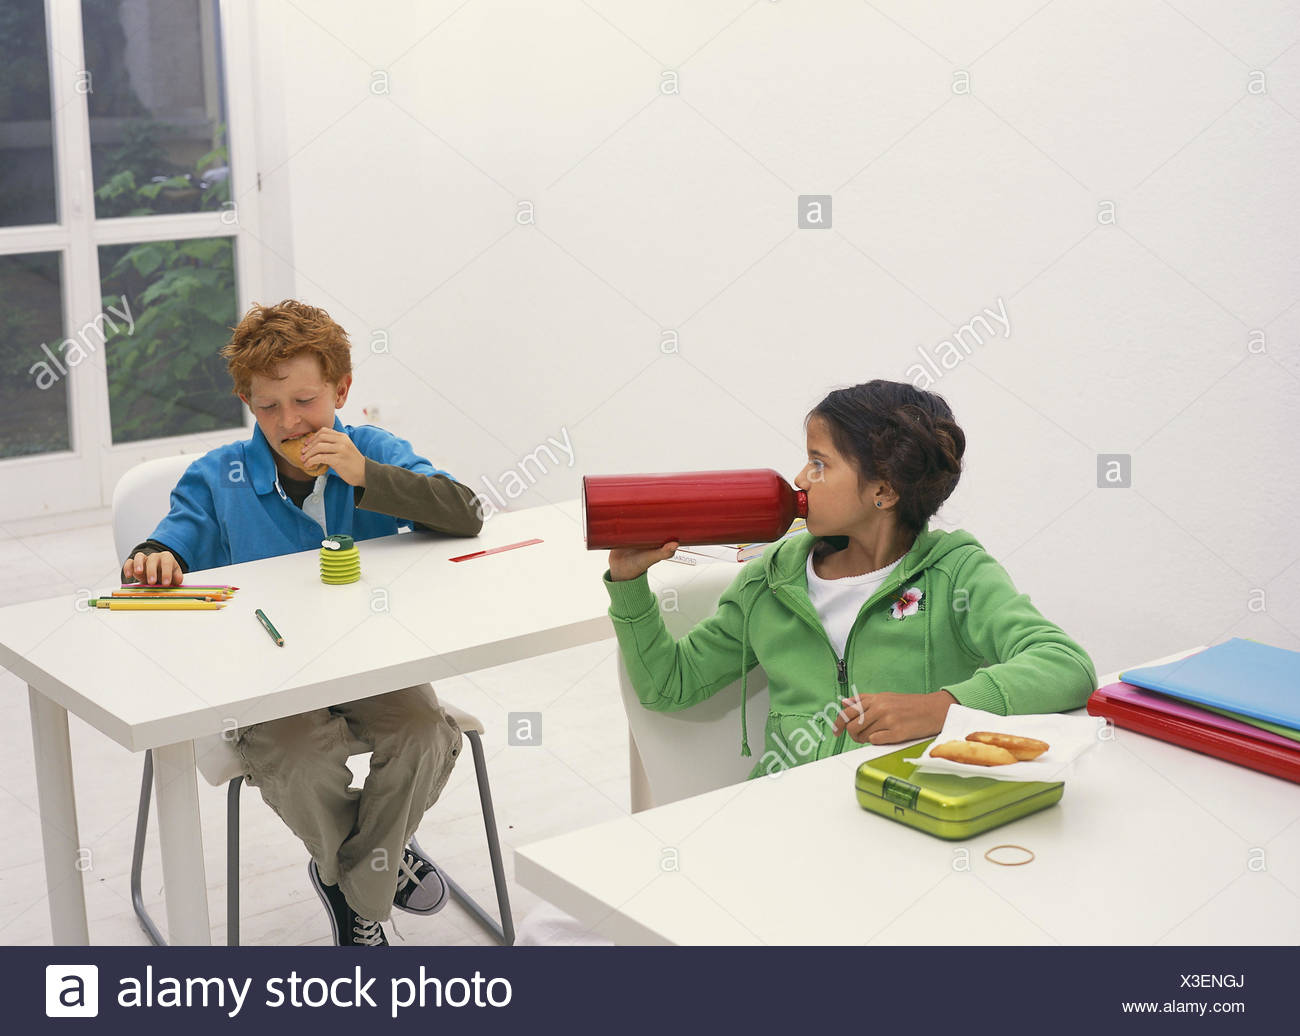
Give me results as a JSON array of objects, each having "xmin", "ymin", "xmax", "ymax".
[
  {"xmin": 832, "ymin": 690, "xmax": 957, "ymax": 745},
  {"xmin": 608, "ymin": 542, "xmax": 679, "ymax": 582}
]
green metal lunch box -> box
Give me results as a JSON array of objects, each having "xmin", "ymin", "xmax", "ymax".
[{"xmin": 854, "ymin": 739, "xmax": 1064, "ymax": 840}]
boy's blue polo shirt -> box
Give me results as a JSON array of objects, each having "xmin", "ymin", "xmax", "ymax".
[{"xmin": 149, "ymin": 417, "xmax": 451, "ymax": 571}]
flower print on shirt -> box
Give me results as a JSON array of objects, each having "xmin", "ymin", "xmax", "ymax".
[{"xmin": 889, "ymin": 587, "xmax": 924, "ymax": 620}]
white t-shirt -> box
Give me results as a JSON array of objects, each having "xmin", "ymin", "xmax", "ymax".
[{"xmin": 806, "ymin": 551, "xmax": 903, "ymax": 660}]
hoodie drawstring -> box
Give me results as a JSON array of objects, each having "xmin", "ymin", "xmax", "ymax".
[
  {"xmin": 739, "ymin": 592, "xmax": 753, "ymax": 758},
  {"xmin": 922, "ymin": 571, "xmax": 932, "ymax": 693}
]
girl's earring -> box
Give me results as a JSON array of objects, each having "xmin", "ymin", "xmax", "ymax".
[{"xmin": 875, "ymin": 501, "xmax": 882, "ymax": 508}]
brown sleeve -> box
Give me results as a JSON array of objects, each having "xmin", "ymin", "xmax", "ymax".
[
  {"xmin": 123, "ymin": 540, "xmax": 191, "ymax": 573},
  {"xmin": 354, "ymin": 459, "xmax": 483, "ymax": 537}
]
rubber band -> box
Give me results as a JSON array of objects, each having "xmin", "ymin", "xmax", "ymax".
[{"xmin": 984, "ymin": 844, "xmax": 1035, "ymax": 866}]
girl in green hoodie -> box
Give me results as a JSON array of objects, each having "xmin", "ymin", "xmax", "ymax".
[{"xmin": 603, "ymin": 380, "xmax": 1097, "ymax": 779}]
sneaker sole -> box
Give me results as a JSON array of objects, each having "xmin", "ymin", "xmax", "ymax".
[
  {"xmin": 394, "ymin": 870, "xmax": 450, "ymax": 916},
  {"xmin": 307, "ymin": 860, "xmax": 344, "ymax": 945}
]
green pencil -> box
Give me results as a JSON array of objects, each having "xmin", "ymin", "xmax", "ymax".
[{"xmin": 255, "ymin": 608, "xmax": 284, "ymax": 646}]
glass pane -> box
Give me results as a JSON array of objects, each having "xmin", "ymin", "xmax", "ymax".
[
  {"xmin": 99, "ymin": 235, "xmax": 242, "ymax": 443},
  {"xmin": 0, "ymin": 252, "xmax": 71, "ymax": 458},
  {"xmin": 0, "ymin": 0, "xmax": 59, "ymax": 226},
  {"xmin": 83, "ymin": 0, "xmax": 231, "ymax": 218}
]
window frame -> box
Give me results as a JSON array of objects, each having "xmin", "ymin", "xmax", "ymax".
[{"xmin": 0, "ymin": 0, "xmax": 288, "ymax": 526}]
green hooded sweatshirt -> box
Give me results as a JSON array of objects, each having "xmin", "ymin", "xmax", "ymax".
[{"xmin": 603, "ymin": 524, "xmax": 1097, "ymax": 780}]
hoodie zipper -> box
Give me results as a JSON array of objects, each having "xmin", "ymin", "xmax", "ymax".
[
  {"xmin": 773, "ymin": 568, "xmax": 912, "ymax": 760},
  {"xmin": 773, "ymin": 585, "xmax": 850, "ymax": 758},
  {"xmin": 832, "ymin": 656, "xmax": 850, "ymax": 757},
  {"xmin": 835, "ymin": 572, "xmax": 931, "ymax": 754}
]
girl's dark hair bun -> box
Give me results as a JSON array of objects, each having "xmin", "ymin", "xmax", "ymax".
[{"xmin": 809, "ymin": 381, "xmax": 965, "ymax": 535}]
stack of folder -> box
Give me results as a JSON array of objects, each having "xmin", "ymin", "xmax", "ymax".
[{"xmin": 1087, "ymin": 638, "xmax": 1300, "ymax": 783}]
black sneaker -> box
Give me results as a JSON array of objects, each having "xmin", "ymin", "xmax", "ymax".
[
  {"xmin": 392, "ymin": 844, "xmax": 449, "ymax": 915},
  {"xmin": 308, "ymin": 860, "xmax": 389, "ymax": 946}
]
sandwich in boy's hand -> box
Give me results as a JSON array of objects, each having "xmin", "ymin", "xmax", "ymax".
[{"xmin": 282, "ymin": 433, "xmax": 328, "ymax": 476}]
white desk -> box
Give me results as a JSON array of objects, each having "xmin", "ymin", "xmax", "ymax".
[
  {"xmin": 515, "ymin": 654, "xmax": 1300, "ymax": 945},
  {"xmin": 0, "ymin": 501, "xmax": 612, "ymax": 945}
]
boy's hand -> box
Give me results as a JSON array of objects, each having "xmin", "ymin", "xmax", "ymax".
[
  {"xmin": 608, "ymin": 542, "xmax": 678, "ymax": 582},
  {"xmin": 832, "ymin": 690, "xmax": 957, "ymax": 745},
  {"xmin": 300, "ymin": 429, "xmax": 366, "ymax": 486},
  {"xmin": 122, "ymin": 551, "xmax": 184, "ymax": 586}
]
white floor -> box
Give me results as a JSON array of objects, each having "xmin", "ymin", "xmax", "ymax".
[{"xmin": 0, "ymin": 519, "xmax": 630, "ymax": 946}]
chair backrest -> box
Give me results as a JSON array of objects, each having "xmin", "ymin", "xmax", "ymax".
[
  {"xmin": 112, "ymin": 454, "xmax": 245, "ymax": 785},
  {"xmin": 617, "ymin": 560, "xmax": 770, "ymax": 811},
  {"xmin": 111, "ymin": 454, "xmax": 197, "ymax": 562}
]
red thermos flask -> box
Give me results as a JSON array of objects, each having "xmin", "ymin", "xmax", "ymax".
[{"xmin": 582, "ymin": 469, "xmax": 808, "ymax": 550}]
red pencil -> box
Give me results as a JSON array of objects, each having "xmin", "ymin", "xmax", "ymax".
[{"xmin": 449, "ymin": 538, "xmax": 543, "ymax": 562}]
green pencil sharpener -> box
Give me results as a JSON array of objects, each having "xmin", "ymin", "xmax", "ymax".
[{"xmin": 320, "ymin": 535, "xmax": 360, "ymax": 585}]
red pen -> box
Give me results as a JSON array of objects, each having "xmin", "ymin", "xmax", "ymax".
[{"xmin": 449, "ymin": 538, "xmax": 543, "ymax": 562}]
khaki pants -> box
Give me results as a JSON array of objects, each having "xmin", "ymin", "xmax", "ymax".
[{"xmin": 235, "ymin": 684, "xmax": 462, "ymax": 922}]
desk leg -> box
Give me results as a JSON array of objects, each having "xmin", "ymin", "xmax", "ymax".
[
  {"xmin": 28, "ymin": 686, "xmax": 89, "ymax": 945},
  {"xmin": 629, "ymin": 728, "xmax": 651, "ymax": 814},
  {"xmin": 152, "ymin": 741, "xmax": 212, "ymax": 945}
]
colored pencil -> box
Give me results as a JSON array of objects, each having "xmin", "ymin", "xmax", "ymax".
[
  {"xmin": 119, "ymin": 583, "xmax": 239, "ymax": 590},
  {"xmin": 113, "ymin": 586, "xmax": 232, "ymax": 594},
  {"xmin": 255, "ymin": 608, "xmax": 284, "ymax": 646},
  {"xmin": 449, "ymin": 538, "xmax": 543, "ymax": 563},
  {"xmin": 90, "ymin": 598, "xmax": 225, "ymax": 610},
  {"xmin": 109, "ymin": 593, "xmax": 228, "ymax": 602}
]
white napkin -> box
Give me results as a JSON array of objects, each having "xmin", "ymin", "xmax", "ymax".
[{"xmin": 903, "ymin": 704, "xmax": 1103, "ymax": 781}]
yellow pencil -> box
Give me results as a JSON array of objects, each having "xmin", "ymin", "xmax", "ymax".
[{"xmin": 89, "ymin": 598, "xmax": 225, "ymax": 611}]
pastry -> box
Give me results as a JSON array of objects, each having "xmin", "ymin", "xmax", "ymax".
[
  {"xmin": 966, "ymin": 731, "xmax": 1050, "ymax": 761},
  {"xmin": 930, "ymin": 740, "xmax": 1017, "ymax": 766}
]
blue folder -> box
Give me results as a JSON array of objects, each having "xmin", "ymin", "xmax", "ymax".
[{"xmin": 1121, "ymin": 638, "xmax": 1300, "ymax": 731}]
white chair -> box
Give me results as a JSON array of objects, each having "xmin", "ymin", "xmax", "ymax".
[
  {"xmin": 618, "ymin": 560, "xmax": 770, "ymax": 812},
  {"xmin": 113, "ymin": 454, "xmax": 513, "ymax": 945}
]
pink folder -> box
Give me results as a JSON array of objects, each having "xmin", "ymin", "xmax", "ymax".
[{"xmin": 1098, "ymin": 681, "xmax": 1300, "ymax": 750}]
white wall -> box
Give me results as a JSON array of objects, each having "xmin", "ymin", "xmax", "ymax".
[{"xmin": 253, "ymin": 0, "xmax": 1300, "ymax": 680}]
